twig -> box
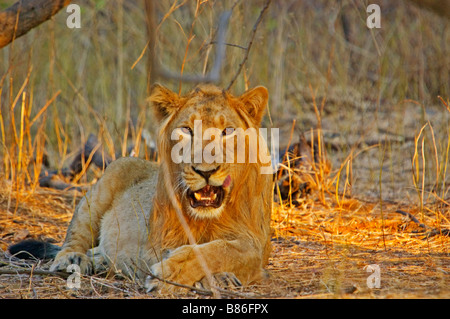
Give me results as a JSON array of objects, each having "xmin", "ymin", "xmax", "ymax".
[
  {"xmin": 395, "ymin": 210, "xmax": 428, "ymax": 230},
  {"xmin": 395, "ymin": 209, "xmax": 450, "ymax": 240},
  {"xmin": 226, "ymin": 0, "xmax": 271, "ymax": 91},
  {"xmin": 146, "ymin": 271, "xmax": 213, "ymax": 296},
  {"xmin": 423, "ymin": 228, "xmax": 450, "ymax": 239},
  {"xmin": 209, "ymin": 41, "xmax": 247, "ymax": 50},
  {"xmin": 277, "ymin": 119, "xmax": 296, "ymax": 180},
  {"xmin": 438, "ymin": 95, "xmax": 450, "ymax": 113},
  {"xmin": 144, "ymin": 268, "xmax": 259, "ymax": 299},
  {"xmin": 0, "ymin": 268, "xmax": 70, "ymax": 279}
]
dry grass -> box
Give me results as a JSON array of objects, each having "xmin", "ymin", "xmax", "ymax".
[
  {"xmin": 0, "ymin": 182, "xmax": 449, "ymax": 299},
  {"xmin": 0, "ymin": 0, "xmax": 449, "ymax": 299}
]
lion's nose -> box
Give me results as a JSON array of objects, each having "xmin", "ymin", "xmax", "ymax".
[{"xmin": 192, "ymin": 166, "xmax": 220, "ymax": 183}]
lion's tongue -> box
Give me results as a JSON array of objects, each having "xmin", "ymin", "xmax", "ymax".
[{"xmin": 222, "ymin": 175, "xmax": 231, "ymax": 188}]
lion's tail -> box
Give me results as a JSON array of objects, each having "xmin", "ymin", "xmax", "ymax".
[{"xmin": 8, "ymin": 239, "xmax": 61, "ymax": 260}]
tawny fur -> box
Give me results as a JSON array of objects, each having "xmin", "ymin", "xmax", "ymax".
[{"xmin": 49, "ymin": 84, "xmax": 273, "ymax": 287}]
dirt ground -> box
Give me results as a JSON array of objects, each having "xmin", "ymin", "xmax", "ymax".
[{"xmin": 0, "ymin": 180, "xmax": 448, "ymax": 299}]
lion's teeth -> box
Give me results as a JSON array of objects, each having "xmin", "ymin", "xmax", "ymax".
[{"xmin": 194, "ymin": 191, "xmax": 218, "ymax": 202}]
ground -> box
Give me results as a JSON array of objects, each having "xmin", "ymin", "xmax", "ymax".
[{"xmin": 0, "ymin": 181, "xmax": 448, "ymax": 299}]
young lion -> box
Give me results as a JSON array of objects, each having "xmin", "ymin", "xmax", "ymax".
[{"xmin": 9, "ymin": 84, "xmax": 273, "ymax": 290}]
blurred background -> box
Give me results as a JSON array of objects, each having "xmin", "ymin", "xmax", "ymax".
[{"xmin": 0, "ymin": 0, "xmax": 449, "ymax": 203}]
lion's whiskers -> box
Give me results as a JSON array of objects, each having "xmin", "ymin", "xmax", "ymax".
[{"xmin": 174, "ymin": 177, "xmax": 189, "ymax": 200}]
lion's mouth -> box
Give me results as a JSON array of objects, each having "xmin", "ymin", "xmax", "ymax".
[{"xmin": 188, "ymin": 185, "xmax": 225, "ymax": 208}]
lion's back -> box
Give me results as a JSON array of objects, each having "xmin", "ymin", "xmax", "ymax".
[{"xmin": 102, "ymin": 157, "xmax": 159, "ymax": 190}]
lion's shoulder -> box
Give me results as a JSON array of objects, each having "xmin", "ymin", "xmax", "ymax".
[
  {"xmin": 105, "ymin": 156, "xmax": 158, "ymax": 175},
  {"xmin": 97, "ymin": 157, "xmax": 159, "ymax": 198}
]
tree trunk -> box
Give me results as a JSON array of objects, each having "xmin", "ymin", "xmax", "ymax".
[
  {"xmin": 0, "ymin": 0, "xmax": 72, "ymax": 49},
  {"xmin": 144, "ymin": 0, "xmax": 158, "ymax": 95}
]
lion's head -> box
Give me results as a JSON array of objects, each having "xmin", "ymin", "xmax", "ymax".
[{"xmin": 149, "ymin": 84, "xmax": 272, "ymax": 221}]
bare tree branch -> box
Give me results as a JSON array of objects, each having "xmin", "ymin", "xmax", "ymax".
[
  {"xmin": 144, "ymin": 0, "xmax": 232, "ymax": 86},
  {"xmin": 0, "ymin": 0, "xmax": 72, "ymax": 49},
  {"xmin": 155, "ymin": 11, "xmax": 231, "ymax": 84},
  {"xmin": 226, "ymin": 0, "xmax": 271, "ymax": 91}
]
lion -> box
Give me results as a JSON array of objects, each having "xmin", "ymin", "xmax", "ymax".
[{"xmin": 8, "ymin": 83, "xmax": 273, "ymax": 290}]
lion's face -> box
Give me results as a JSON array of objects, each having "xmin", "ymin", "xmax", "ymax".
[{"xmin": 150, "ymin": 84, "xmax": 269, "ymax": 219}]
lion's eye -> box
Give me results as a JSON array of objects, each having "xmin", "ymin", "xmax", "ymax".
[
  {"xmin": 181, "ymin": 127, "xmax": 192, "ymax": 135},
  {"xmin": 222, "ymin": 127, "xmax": 235, "ymax": 136}
]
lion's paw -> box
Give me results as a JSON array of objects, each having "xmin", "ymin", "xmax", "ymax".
[
  {"xmin": 144, "ymin": 275, "xmax": 159, "ymax": 293},
  {"xmin": 144, "ymin": 261, "xmax": 172, "ymax": 292},
  {"xmin": 49, "ymin": 251, "xmax": 92, "ymax": 274}
]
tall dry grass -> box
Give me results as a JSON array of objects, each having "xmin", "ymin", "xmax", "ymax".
[{"xmin": 0, "ymin": 0, "xmax": 448, "ymax": 230}]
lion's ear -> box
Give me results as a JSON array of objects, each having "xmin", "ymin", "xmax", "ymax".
[
  {"xmin": 239, "ymin": 86, "xmax": 269, "ymax": 125},
  {"xmin": 149, "ymin": 83, "xmax": 180, "ymax": 122}
]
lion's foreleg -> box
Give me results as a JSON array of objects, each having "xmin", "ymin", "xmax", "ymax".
[
  {"xmin": 147, "ymin": 239, "xmax": 265, "ymax": 288},
  {"xmin": 50, "ymin": 176, "xmax": 117, "ymax": 273}
]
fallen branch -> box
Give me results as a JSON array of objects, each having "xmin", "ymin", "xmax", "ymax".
[
  {"xmin": 0, "ymin": 267, "xmax": 70, "ymax": 279},
  {"xmin": 38, "ymin": 134, "xmax": 112, "ymax": 191},
  {"xmin": 395, "ymin": 209, "xmax": 450, "ymax": 240},
  {"xmin": 395, "ymin": 210, "xmax": 428, "ymax": 230},
  {"xmin": 423, "ymin": 228, "xmax": 450, "ymax": 239}
]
